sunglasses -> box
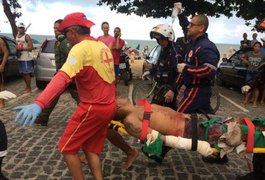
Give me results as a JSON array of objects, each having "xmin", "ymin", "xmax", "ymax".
[{"xmin": 189, "ymin": 22, "xmax": 203, "ymax": 27}]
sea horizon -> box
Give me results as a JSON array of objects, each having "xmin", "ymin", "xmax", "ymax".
[{"xmin": 1, "ymin": 32, "xmax": 240, "ymax": 59}]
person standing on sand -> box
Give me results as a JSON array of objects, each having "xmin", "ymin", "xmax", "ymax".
[{"xmin": 15, "ymin": 22, "xmax": 34, "ymax": 94}]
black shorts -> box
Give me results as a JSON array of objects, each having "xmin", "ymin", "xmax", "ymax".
[{"xmin": 0, "ymin": 120, "xmax": 7, "ymax": 153}]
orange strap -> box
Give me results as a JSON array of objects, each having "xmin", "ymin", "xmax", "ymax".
[
  {"xmin": 243, "ymin": 117, "xmax": 255, "ymax": 153},
  {"xmin": 137, "ymin": 99, "xmax": 151, "ymax": 143}
]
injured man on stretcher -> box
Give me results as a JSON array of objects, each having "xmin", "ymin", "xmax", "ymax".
[{"xmin": 114, "ymin": 98, "xmax": 265, "ymax": 160}]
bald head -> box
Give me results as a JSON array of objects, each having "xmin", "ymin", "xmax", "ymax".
[{"xmin": 194, "ymin": 14, "xmax": 209, "ymax": 32}]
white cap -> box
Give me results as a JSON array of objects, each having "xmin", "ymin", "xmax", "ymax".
[{"xmin": 17, "ymin": 22, "xmax": 25, "ymax": 28}]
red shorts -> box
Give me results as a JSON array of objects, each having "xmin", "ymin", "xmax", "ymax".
[{"xmin": 58, "ymin": 101, "xmax": 116, "ymax": 154}]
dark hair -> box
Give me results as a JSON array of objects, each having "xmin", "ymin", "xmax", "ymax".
[
  {"xmin": 195, "ymin": 14, "xmax": 209, "ymax": 32},
  {"xmin": 70, "ymin": 25, "xmax": 90, "ymax": 35},
  {"xmin": 101, "ymin": 21, "xmax": 109, "ymax": 28},
  {"xmin": 253, "ymin": 41, "xmax": 262, "ymax": 47},
  {"xmin": 114, "ymin": 27, "xmax": 121, "ymax": 32},
  {"xmin": 54, "ymin": 19, "xmax": 63, "ymax": 24}
]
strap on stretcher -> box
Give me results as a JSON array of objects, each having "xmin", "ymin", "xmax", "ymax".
[
  {"xmin": 191, "ymin": 113, "xmax": 198, "ymax": 151},
  {"xmin": 212, "ymin": 117, "xmax": 257, "ymax": 153},
  {"xmin": 137, "ymin": 99, "xmax": 151, "ymax": 143},
  {"xmin": 243, "ymin": 117, "xmax": 255, "ymax": 153}
]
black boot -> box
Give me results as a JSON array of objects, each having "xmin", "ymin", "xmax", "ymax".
[
  {"xmin": 142, "ymin": 145, "xmax": 171, "ymax": 164},
  {"xmin": 202, "ymin": 154, "xmax": 228, "ymax": 164}
]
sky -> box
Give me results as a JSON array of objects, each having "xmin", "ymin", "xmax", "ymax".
[{"xmin": 0, "ymin": 0, "xmax": 264, "ymax": 45}]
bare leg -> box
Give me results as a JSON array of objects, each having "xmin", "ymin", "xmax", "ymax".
[
  {"xmin": 79, "ymin": 154, "xmax": 88, "ymax": 165},
  {"xmin": 261, "ymin": 87, "xmax": 265, "ymax": 105},
  {"xmin": 252, "ymin": 88, "xmax": 259, "ymax": 107},
  {"xmin": 107, "ymin": 129, "xmax": 139, "ymax": 169},
  {"xmin": 243, "ymin": 92, "xmax": 251, "ymax": 105},
  {"xmin": 23, "ymin": 73, "xmax": 31, "ymax": 93},
  {"xmin": 63, "ymin": 153, "xmax": 84, "ymax": 180},
  {"xmin": 0, "ymin": 82, "xmax": 4, "ymax": 108},
  {"xmin": 84, "ymin": 151, "xmax": 103, "ymax": 180}
]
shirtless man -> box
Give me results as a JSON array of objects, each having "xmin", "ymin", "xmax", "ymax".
[
  {"xmin": 114, "ymin": 98, "xmax": 265, "ymax": 161},
  {"xmin": 0, "ymin": 37, "xmax": 9, "ymax": 108}
]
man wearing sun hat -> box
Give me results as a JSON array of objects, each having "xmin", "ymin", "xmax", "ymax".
[{"xmin": 13, "ymin": 12, "xmax": 116, "ymax": 179}]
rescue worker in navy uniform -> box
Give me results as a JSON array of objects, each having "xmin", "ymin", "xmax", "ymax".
[
  {"xmin": 176, "ymin": 14, "xmax": 228, "ymax": 164},
  {"xmin": 142, "ymin": 24, "xmax": 178, "ymax": 110},
  {"xmin": 177, "ymin": 14, "xmax": 219, "ymax": 114}
]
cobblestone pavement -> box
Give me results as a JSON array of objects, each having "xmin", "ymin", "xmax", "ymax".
[{"xmin": 1, "ymin": 70, "xmax": 263, "ymax": 179}]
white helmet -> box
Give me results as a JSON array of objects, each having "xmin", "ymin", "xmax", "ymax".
[{"xmin": 150, "ymin": 24, "xmax": 175, "ymax": 42}]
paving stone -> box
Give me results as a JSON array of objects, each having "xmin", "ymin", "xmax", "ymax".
[{"xmin": 1, "ymin": 77, "xmax": 260, "ymax": 179}]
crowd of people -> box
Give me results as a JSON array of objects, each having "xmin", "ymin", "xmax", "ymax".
[
  {"xmin": 238, "ymin": 32, "xmax": 265, "ymax": 108},
  {"xmin": 0, "ymin": 2, "xmax": 264, "ymax": 180}
]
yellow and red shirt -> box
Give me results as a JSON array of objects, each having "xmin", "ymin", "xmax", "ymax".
[{"xmin": 35, "ymin": 37, "xmax": 116, "ymax": 109}]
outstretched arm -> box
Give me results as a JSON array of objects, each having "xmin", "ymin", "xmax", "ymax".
[{"xmin": 178, "ymin": 13, "xmax": 189, "ymax": 39}]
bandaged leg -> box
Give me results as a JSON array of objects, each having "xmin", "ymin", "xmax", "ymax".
[{"xmin": 165, "ymin": 136, "xmax": 213, "ymax": 157}]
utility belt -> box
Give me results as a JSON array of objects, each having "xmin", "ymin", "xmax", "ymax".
[
  {"xmin": 155, "ymin": 72, "xmax": 173, "ymax": 84},
  {"xmin": 247, "ymin": 70, "xmax": 259, "ymax": 73}
]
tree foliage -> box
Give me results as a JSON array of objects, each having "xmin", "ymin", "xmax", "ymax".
[
  {"xmin": 97, "ymin": 0, "xmax": 265, "ymax": 31},
  {"xmin": 2, "ymin": 0, "xmax": 22, "ymax": 39}
]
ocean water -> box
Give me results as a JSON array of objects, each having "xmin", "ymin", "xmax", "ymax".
[
  {"xmin": 1, "ymin": 32, "xmax": 240, "ymax": 60},
  {"xmin": 125, "ymin": 39, "xmax": 240, "ymax": 58}
]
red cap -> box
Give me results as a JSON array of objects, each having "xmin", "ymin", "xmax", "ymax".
[{"xmin": 58, "ymin": 12, "xmax": 95, "ymax": 32}]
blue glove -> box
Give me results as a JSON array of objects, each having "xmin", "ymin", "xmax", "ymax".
[{"xmin": 13, "ymin": 103, "xmax": 42, "ymax": 127}]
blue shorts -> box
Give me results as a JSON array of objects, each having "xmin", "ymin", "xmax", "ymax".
[
  {"xmin": 114, "ymin": 64, "xmax": 120, "ymax": 76},
  {"xmin": 19, "ymin": 61, "xmax": 33, "ymax": 74},
  {"xmin": 245, "ymin": 71, "xmax": 258, "ymax": 82}
]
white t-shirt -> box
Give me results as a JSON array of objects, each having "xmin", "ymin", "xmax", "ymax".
[{"xmin": 16, "ymin": 34, "xmax": 32, "ymax": 61}]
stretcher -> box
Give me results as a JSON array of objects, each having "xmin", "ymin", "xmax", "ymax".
[{"xmin": 109, "ymin": 116, "xmax": 265, "ymax": 154}]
